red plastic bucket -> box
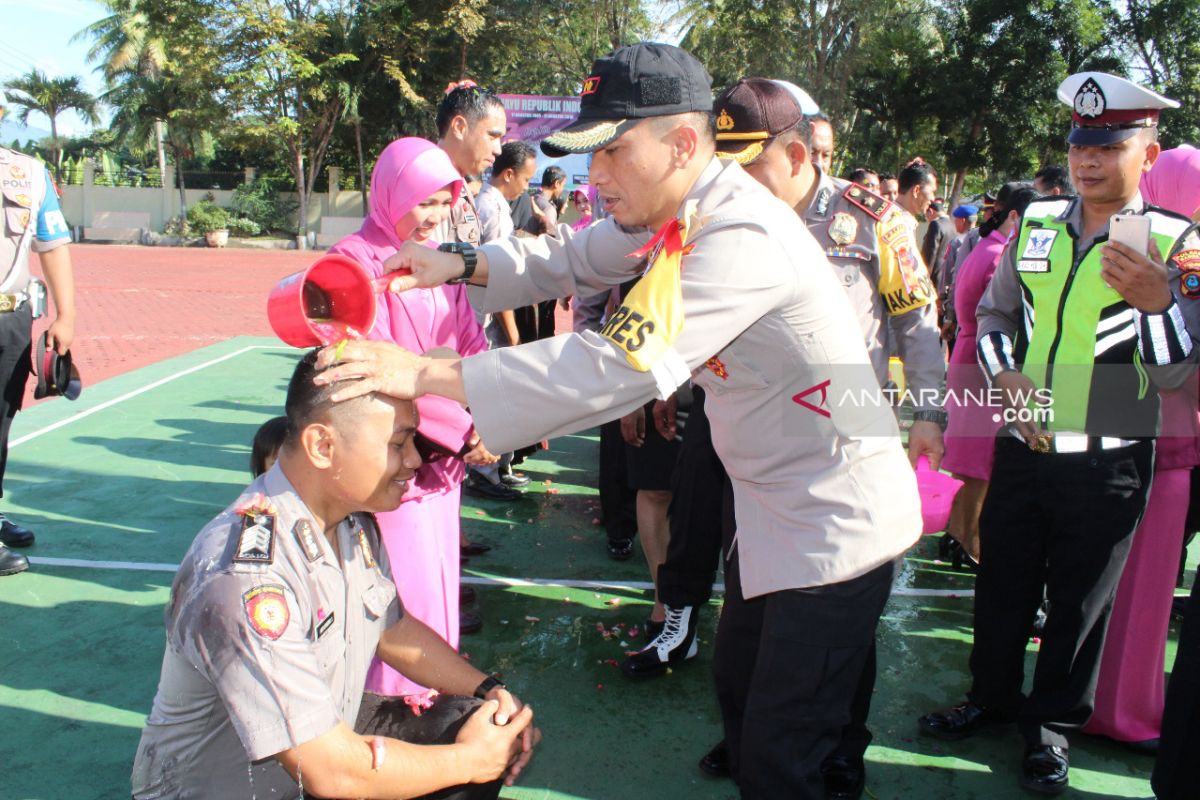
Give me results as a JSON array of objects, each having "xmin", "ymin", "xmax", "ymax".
[{"xmin": 268, "ymin": 254, "xmax": 377, "ymax": 347}]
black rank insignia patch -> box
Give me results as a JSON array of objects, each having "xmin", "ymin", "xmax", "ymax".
[
  {"xmin": 233, "ymin": 513, "xmax": 276, "ymax": 564},
  {"xmin": 293, "ymin": 519, "xmax": 322, "ymax": 563}
]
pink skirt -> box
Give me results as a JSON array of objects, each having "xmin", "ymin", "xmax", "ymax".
[
  {"xmin": 364, "ymin": 485, "xmax": 462, "ymax": 698},
  {"xmin": 941, "ymin": 352, "xmax": 1001, "ymax": 481},
  {"xmin": 1084, "ymin": 467, "xmax": 1191, "ymax": 742}
]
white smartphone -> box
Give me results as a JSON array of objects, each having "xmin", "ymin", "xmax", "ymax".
[{"xmin": 1109, "ymin": 213, "xmax": 1151, "ymax": 257}]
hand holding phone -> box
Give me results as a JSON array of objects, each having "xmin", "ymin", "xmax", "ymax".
[{"xmin": 1109, "ymin": 213, "xmax": 1151, "ymax": 257}]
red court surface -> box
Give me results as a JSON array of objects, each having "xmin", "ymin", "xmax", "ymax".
[{"xmin": 28, "ymin": 244, "xmax": 312, "ymax": 402}]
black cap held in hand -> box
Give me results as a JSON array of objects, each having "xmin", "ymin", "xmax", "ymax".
[{"xmin": 541, "ymin": 43, "xmax": 713, "ymax": 157}]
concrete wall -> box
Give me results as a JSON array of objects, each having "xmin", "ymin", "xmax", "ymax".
[{"xmin": 60, "ymin": 164, "xmax": 366, "ymax": 239}]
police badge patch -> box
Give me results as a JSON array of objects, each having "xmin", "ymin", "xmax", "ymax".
[
  {"xmin": 829, "ymin": 212, "xmax": 858, "ymax": 245},
  {"xmin": 1181, "ymin": 271, "xmax": 1200, "ymax": 299},
  {"xmin": 1023, "ymin": 229, "xmax": 1059, "ymax": 259},
  {"xmin": 1074, "ymin": 78, "xmax": 1106, "ymax": 119},
  {"xmin": 243, "ymin": 585, "xmax": 289, "ymax": 640}
]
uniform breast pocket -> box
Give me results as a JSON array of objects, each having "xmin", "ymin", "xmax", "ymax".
[
  {"xmin": 702, "ymin": 347, "xmax": 770, "ymax": 395},
  {"xmin": 314, "ymin": 625, "xmax": 346, "ymax": 676},
  {"xmin": 363, "ymin": 578, "xmax": 398, "ymax": 621},
  {"xmin": 4, "ymin": 206, "xmax": 31, "ymax": 237}
]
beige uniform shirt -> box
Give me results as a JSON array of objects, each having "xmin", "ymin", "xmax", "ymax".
[
  {"xmin": 1, "ymin": 147, "xmax": 70, "ymax": 293},
  {"xmin": 466, "ymin": 157, "xmax": 922, "ymax": 597},
  {"xmin": 802, "ymin": 171, "xmax": 942, "ymax": 408},
  {"xmin": 131, "ymin": 465, "xmax": 402, "ymax": 799}
]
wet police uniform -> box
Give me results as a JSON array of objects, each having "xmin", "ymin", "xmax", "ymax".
[
  {"xmin": 461, "ymin": 155, "xmax": 922, "ymax": 796},
  {"xmin": 0, "ymin": 148, "xmax": 69, "ymax": 491},
  {"xmin": 131, "ymin": 464, "xmax": 402, "ymax": 799}
]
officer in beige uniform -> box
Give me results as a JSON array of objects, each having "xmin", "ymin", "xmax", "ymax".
[
  {"xmin": 319, "ymin": 43, "xmax": 922, "ymax": 799},
  {"xmin": 706, "ymin": 77, "xmax": 944, "ymax": 800},
  {"xmin": 132, "ymin": 352, "xmax": 538, "ymax": 800},
  {"xmin": 0, "ymin": 104, "xmax": 76, "ymax": 577}
]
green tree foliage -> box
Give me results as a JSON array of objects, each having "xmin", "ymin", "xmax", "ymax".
[{"xmin": 3, "ymin": 70, "xmax": 100, "ymax": 183}]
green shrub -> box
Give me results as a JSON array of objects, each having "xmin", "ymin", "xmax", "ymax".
[
  {"xmin": 231, "ymin": 180, "xmax": 298, "ymax": 235},
  {"xmin": 227, "ymin": 217, "xmax": 261, "ymax": 237},
  {"xmin": 186, "ymin": 200, "xmax": 230, "ymax": 234}
]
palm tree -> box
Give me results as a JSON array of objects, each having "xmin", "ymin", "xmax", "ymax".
[
  {"xmin": 4, "ymin": 70, "xmax": 100, "ymax": 183},
  {"xmin": 73, "ymin": 0, "xmax": 170, "ymax": 183}
]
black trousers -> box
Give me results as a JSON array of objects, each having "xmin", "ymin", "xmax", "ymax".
[
  {"xmin": 657, "ymin": 387, "xmax": 732, "ymax": 607},
  {"xmin": 714, "ymin": 547, "xmax": 898, "ymax": 800},
  {"xmin": 968, "ymin": 437, "xmax": 1154, "ymax": 748},
  {"xmin": 598, "ymin": 419, "xmax": 636, "ymax": 544},
  {"xmin": 301, "ymin": 694, "xmax": 502, "ymax": 800},
  {"xmin": 0, "ymin": 304, "xmax": 32, "ymax": 497},
  {"xmin": 1153, "ymin": 573, "xmax": 1200, "ymax": 800}
]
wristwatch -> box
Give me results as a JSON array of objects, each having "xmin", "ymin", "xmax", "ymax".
[
  {"xmin": 438, "ymin": 241, "xmax": 478, "ymax": 284},
  {"xmin": 912, "ymin": 409, "xmax": 948, "ymax": 430},
  {"xmin": 473, "ymin": 674, "xmax": 506, "ymax": 699}
]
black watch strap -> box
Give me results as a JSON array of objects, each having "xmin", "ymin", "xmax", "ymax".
[
  {"xmin": 473, "ymin": 674, "xmax": 505, "ymax": 699},
  {"xmin": 912, "ymin": 409, "xmax": 948, "ymax": 430},
  {"xmin": 439, "ymin": 242, "xmax": 478, "ymax": 284}
]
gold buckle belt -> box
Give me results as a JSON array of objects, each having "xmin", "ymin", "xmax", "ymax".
[{"xmin": 0, "ymin": 293, "xmax": 26, "ymax": 312}]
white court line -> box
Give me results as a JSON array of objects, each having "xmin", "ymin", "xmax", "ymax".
[
  {"xmin": 10, "ymin": 344, "xmax": 288, "ymax": 450},
  {"xmin": 26, "ymin": 556, "xmax": 983, "ymax": 597}
]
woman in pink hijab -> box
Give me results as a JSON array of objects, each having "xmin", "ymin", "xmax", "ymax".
[
  {"xmin": 570, "ymin": 186, "xmax": 597, "ymax": 231},
  {"xmin": 1084, "ymin": 146, "xmax": 1200, "ymax": 751},
  {"xmin": 330, "ymin": 138, "xmax": 491, "ymax": 704}
]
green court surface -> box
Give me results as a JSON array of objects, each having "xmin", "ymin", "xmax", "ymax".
[{"xmin": 0, "ymin": 337, "xmax": 1185, "ymax": 799}]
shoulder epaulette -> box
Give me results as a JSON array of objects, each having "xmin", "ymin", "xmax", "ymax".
[{"xmin": 843, "ymin": 184, "xmax": 891, "ymax": 221}]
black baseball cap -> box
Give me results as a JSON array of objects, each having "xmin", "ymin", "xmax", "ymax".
[
  {"xmin": 541, "ymin": 43, "xmax": 713, "ymax": 158},
  {"xmin": 713, "ymin": 78, "xmax": 805, "ymax": 165}
]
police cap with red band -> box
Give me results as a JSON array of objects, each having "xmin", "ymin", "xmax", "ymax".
[
  {"xmin": 34, "ymin": 331, "xmax": 81, "ymax": 401},
  {"xmin": 1058, "ymin": 72, "xmax": 1179, "ymax": 146}
]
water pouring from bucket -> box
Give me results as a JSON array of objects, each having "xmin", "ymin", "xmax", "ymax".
[{"xmin": 267, "ymin": 254, "xmax": 380, "ymax": 347}]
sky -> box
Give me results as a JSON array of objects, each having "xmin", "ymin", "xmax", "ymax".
[{"xmin": 0, "ymin": 0, "xmax": 109, "ymax": 136}]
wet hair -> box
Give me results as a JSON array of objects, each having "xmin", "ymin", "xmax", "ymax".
[
  {"xmin": 435, "ymin": 86, "xmax": 504, "ymax": 138},
  {"xmin": 493, "ymin": 140, "xmax": 537, "ymax": 177},
  {"xmin": 541, "ymin": 165, "xmax": 566, "ymax": 187},
  {"xmin": 1033, "ymin": 165, "xmax": 1071, "ymax": 194},
  {"xmin": 980, "ymin": 182, "xmax": 1040, "ymax": 237},
  {"xmin": 250, "ymin": 416, "xmax": 289, "ymax": 477},
  {"xmin": 284, "ymin": 349, "xmax": 362, "ymax": 442},
  {"xmin": 898, "ymin": 158, "xmax": 937, "ymax": 193}
]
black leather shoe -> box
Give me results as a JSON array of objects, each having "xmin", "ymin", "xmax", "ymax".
[
  {"xmin": 460, "ymin": 541, "xmax": 492, "ymax": 556},
  {"xmin": 622, "ymin": 605, "xmax": 699, "ymax": 678},
  {"xmin": 0, "ymin": 542, "xmax": 29, "ymax": 576},
  {"xmin": 464, "ymin": 474, "xmax": 521, "ymax": 501},
  {"xmin": 918, "ymin": 701, "xmax": 1010, "ymax": 740},
  {"xmin": 460, "ymin": 610, "xmax": 483, "ymax": 635},
  {"xmin": 607, "ymin": 538, "xmax": 634, "ymax": 561},
  {"xmin": 698, "ymin": 740, "xmax": 730, "ymax": 778},
  {"xmin": 1020, "ymin": 745, "xmax": 1068, "ymax": 795},
  {"xmin": 0, "ymin": 516, "xmax": 34, "ymax": 548},
  {"xmin": 821, "ymin": 755, "xmax": 865, "ymax": 800},
  {"xmin": 500, "ymin": 469, "xmax": 531, "ymax": 488},
  {"xmin": 460, "ymin": 585, "xmax": 476, "ymax": 605}
]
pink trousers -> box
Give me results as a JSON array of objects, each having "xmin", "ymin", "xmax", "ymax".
[
  {"xmin": 364, "ymin": 486, "xmax": 462, "ymax": 698},
  {"xmin": 1085, "ymin": 467, "xmax": 1190, "ymax": 742}
]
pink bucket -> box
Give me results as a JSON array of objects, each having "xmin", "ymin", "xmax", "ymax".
[
  {"xmin": 915, "ymin": 456, "xmax": 963, "ymax": 534},
  {"xmin": 267, "ymin": 254, "xmax": 377, "ymax": 347}
]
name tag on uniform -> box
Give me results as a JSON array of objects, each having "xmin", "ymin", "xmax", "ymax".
[{"xmin": 1017, "ymin": 259, "xmax": 1051, "ymax": 273}]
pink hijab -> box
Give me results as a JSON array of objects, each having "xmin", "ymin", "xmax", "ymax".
[
  {"xmin": 1141, "ymin": 146, "xmax": 1200, "ymax": 219},
  {"xmin": 571, "ymin": 185, "xmax": 599, "ymax": 231},
  {"xmin": 334, "ymin": 137, "xmax": 463, "ymax": 265}
]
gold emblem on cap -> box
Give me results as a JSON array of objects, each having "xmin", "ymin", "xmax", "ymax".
[
  {"xmin": 717, "ymin": 109, "xmax": 735, "ymax": 131},
  {"xmin": 829, "ymin": 212, "xmax": 858, "ymax": 245}
]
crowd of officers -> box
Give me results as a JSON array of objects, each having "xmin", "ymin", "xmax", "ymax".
[{"xmin": 1, "ymin": 35, "xmax": 1187, "ymax": 800}]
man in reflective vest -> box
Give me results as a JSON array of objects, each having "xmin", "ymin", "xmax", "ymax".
[{"xmin": 919, "ymin": 73, "xmax": 1200, "ymax": 796}]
